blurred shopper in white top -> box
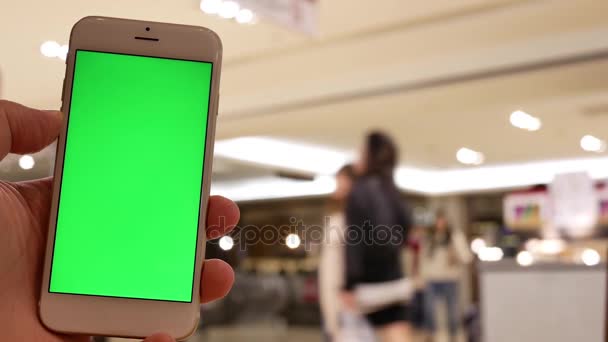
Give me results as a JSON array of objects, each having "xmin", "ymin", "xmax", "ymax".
[
  {"xmin": 422, "ymin": 211, "xmax": 472, "ymax": 341},
  {"xmin": 319, "ymin": 165, "xmax": 356, "ymax": 341}
]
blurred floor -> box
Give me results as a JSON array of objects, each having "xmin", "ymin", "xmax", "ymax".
[
  {"xmin": 109, "ymin": 327, "xmax": 463, "ymax": 342},
  {"xmin": 108, "ymin": 326, "xmax": 323, "ymax": 342},
  {"xmin": 197, "ymin": 326, "xmax": 322, "ymax": 342}
]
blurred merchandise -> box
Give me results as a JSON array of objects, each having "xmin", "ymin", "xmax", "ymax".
[{"xmin": 550, "ymin": 172, "xmax": 598, "ymax": 238}]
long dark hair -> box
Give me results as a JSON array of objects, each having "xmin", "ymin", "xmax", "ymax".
[
  {"xmin": 363, "ymin": 131, "xmax": 398, "ymax": 185},
  {"xmin": 327, "ymin": 164, "xmax": 356, "ymax": 212},
  {"xmin": 337, "ymin": 164, "xmax": 356, "ymax": 183},
  {"xmin": 428, "ymin": 210, "xmax": 452, "ymax": 256}
]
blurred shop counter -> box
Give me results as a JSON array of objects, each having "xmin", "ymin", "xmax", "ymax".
[{"xmin": 479, "ymin": 260, "xmax": 606, "ymax": 342}]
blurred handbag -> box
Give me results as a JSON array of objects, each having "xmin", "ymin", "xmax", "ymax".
[
  {"xmin": 336, "ymin": 311, "xmax": 376, "ymax": 342},
  {"xmin": 354, "ymin": 278, "xmax": 414, "ymax": 314}
]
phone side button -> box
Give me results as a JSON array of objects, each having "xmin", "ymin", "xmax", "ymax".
[
  {"xmin": 60, "ymin": 77, "xmax": 66, "ymax": 112},
  {"xmin": 60, "ymin": 77, "xmax": 66, "ymax": 101}
]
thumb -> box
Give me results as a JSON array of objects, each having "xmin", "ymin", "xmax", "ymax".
[
  {"xmin": 0, "ymin": 100, "xmax": 62, "ymax": 159},
  {"xmin": 143, "ymin": 332, "xmax": 176, "ymax": 342}
]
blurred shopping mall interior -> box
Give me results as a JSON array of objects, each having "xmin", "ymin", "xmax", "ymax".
[{"xmin": 2, "ymin": 0, "xmax": 608, "ymax": 341}]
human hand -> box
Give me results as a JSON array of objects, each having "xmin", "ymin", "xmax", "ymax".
[
  {"xmin": 341, "ymin": 291, "xmax": 358, "ymax": 313},
  {"xmin": 0, "ymin": 100, "xmax": 240, "ymax": 342}
]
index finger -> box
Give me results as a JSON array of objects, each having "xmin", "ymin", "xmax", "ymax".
[{"xmin": 206, "ymin": 195, "xmax": 239, "ymax": 240}]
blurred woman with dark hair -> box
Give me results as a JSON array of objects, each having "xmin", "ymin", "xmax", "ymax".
[
  {"xmin": 422, "ymin": 210, "xmax": 471, "ymax": 341},
  {"xmin": 342, "ymin": 131, "xmax": 413, "ymax": 342},
  {"xmin": 319, "ymin": 164, "xmax": 356, "ymax": 341}
]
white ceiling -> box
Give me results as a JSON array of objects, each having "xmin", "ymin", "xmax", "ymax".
[{"xmin": 1, "ymin": 0, "xmax": 608, "ymax": 195}]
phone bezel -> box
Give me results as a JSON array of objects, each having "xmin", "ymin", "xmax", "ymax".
[{"xmin": 39, "ymin": 16, "xmax": 222, "ymax": 339}]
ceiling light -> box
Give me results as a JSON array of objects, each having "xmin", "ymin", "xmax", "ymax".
[
  {"xmin": 516, "ymin": 250, "xmax": 533, "ymax": 266},
  {"xmin": 40, "ymin": 41, "xmax": 60, "ymax": 58},
  {"xmin": 213, "ymin": 153, "xmax": 608, "ymax": 201},
  {"xmin": 510, "ymin": 110, "xmax": 541, "ymax": 131},
  {"xmin": 219, "ymin": 1, "xmax": 240, "ymax": 19},
  {"xmin": 40, "ymin": 41, "xmax": 68, "ymax": 60},
  {"xmin": 478, "ymin": 247, "xmax": 503, "ymax": 262},
  {"xmin": 213, "ymin": 135, "xmax": 608, "ymax": 200},
  {"xmin": 200, "ymin": 0, "xmax": 222, "ymax": 14},
  {"xmin": 211, "ymin": 175, "xmax": 335, "ymax": 202},
  {"xmin": 470, "ymin": 238, "xmax": 486, "ymax": 254},
  {"xmin": 236, "ymin": 8, "xmax": 255, "ymax": 24},
  {"xmin": 286, "ymin": 233, "xmax": 301, "ymax": 249},
  {"xmin": 581, "ymin": 248, "xmax": 600, "ymax": 266},
  {"xmin": 219, "ymin": 236, "xmax": 234, "ymax": 251},
  {"xmin": 58, "ymin": 45, "xmax": 68, "ymax": 61},
  {"xmin": 403, "ymin": 156, "xmax": 608, "ymax": 194},
  {"xmin": 456, "ymin": 147, "xmax": 484, "ymax": 165},
  {"xmin": 393, "ymin": 166, "xmax": 437, "ymax": 194},
  {"xmin": 580, "ymin": 135, "xmax": 606, "ymax": 153},
  {"xmin": 214, "ymin": 137, "xmax": 352, "ymax": 175},
  {"xmin": 18, "ymin": 155, "xmax": 35, "ymax": 170}
]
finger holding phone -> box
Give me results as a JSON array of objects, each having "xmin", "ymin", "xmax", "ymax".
[{"xmin": 0, "ymin": 16, "xmax": 235, "ymax": 341}]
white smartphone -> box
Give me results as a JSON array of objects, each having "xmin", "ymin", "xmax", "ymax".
[{"xmin": 39, "ymin": 16, "xmax": 222, "ymax": 339}]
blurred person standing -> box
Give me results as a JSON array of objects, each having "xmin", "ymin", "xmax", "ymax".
[
  {"xmin": 319, "ymin": 164, "xmax": 356, "ymax": 341},
  {"xmin": 422, "ymin": 211, "xmax": 472, "ymax": 342},
  {"xmin": 405, "ymin": 226, "xmax": 427, "ymax": 333},
  {"xmin": 343, "ymin": 132, "xmax": 413, "ymax": 342}
]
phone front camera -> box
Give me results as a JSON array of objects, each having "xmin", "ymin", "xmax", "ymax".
[{"xmin": 145, "ymin": 27, "xmax": 150, "ymax": 31}]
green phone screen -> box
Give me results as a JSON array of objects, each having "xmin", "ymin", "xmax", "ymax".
[{"xmin": 49, "ymin": 50, "xmax": 212, "ymax": 302}]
